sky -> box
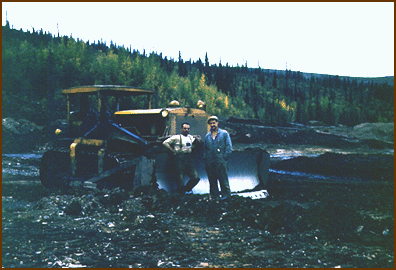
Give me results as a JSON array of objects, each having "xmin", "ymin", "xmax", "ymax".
[{"xmin": 2, "ymin": 2, "xmax": 394, "ymax": 78}]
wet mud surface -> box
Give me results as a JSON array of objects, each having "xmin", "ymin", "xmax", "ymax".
[{"xmin": 2, "ymin": 149, "xmax": 394, "ymax": 268}]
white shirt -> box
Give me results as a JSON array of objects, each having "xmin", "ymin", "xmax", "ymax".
[{"xmin": 163, "ymin": 134, "xmax": 196, "ymax": 154}]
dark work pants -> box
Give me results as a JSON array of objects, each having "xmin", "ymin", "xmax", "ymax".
[
  {"xmin": 174, "ymin": 154, "xmax": 200, "ymax": 193},
  {"xmin": 205, "ymin": 162, "xmax": 231, "ymax": 197}
]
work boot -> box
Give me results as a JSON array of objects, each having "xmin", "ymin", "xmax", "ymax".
[{"xmin": 185, "ymin": 178, "xmax": 200, "ymax": 192}]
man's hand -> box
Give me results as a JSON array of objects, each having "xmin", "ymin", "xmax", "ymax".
[{"xmin": 194, "ymin": 135, "xmax": 202, "ymax": 143}]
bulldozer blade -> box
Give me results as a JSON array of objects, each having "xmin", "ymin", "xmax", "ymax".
[
  {"xmin": 154, "ymin": 146, "xmax": 270, "ymax": 194},
  {"xmin": 83, "ymin": 159, "xmax": 140, "ymax": 188}
]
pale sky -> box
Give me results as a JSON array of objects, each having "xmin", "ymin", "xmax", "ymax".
[{"xmin": 2, "ymin": 2, "xmax": 394, "ymax": 78}]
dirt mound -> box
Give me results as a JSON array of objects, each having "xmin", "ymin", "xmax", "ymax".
[
  {"xmin": 2, "ymin": 118, "xmax": 45, "ymax": 153},
  {"xmin": 271, "ymin": 152, "xmax": 394, "ymax": 181},
  {"xmin": 352, "ymin": 122, "xmax": 394, "ymax": 143},
  {"xmin": 311, "ymin": 122, "xmax": 394, "ymax": 143},
  {"xmin": 224, "ymin": 120, "xmax": 394, "ymax": 149}
]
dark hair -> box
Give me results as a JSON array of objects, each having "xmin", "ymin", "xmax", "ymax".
[{"xmin": 181, "ymin": 122, "xmax": 190, "ymax": 128}]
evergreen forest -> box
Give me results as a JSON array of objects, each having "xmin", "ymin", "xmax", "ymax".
[{"xmin": 2, "ymin": 21, "xmax": 394, "ymax": 128}]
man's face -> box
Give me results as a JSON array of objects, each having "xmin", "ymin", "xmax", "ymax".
[
  {"xmin": 181, "ymin": 124, "xmax": 190, "ymax": 135},
  {"xmin": 208, "ymin": 120, "xmax": 218, "ymax": 131}
]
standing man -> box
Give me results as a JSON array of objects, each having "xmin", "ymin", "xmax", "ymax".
[
  {"xmin": 203, "ymin": 116, "xmax": 232, "ymax": 199},
  {"xmin": 163, "ymin": 123, "xmax": 201, "ymax": 194}
]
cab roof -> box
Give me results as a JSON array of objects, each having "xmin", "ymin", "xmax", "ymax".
[
  {"xmin": 114, "ymin": 107, "xmax": 208, "ymax": 115},
  {"xmin": 62, "ymin": 85, "xmax": 155, "ymax": 96}
]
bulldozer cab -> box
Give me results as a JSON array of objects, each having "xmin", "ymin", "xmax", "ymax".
[
  {"xmin": 62, "ymin": 85, "xmax": 154, "ymax": 137},
  {"xmin": 59, "ymin": 85, "xmax": 209, "ymax": 143}
]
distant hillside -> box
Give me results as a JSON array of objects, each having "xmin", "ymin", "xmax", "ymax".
[
  {"xmin": 257, "ymin": 69, "xmax": 394, "ymax": 86},
  {"xmin": 2, "ymin": 21, "xmax": 394, "ymax": 128},
  {"xmin": 364, "ymin": 76, "xmax": 394, "ymax": 86}
]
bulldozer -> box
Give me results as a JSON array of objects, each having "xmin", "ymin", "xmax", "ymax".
[{"xmin": 40, "ymin": 85, "xmax": 270, "ymax": 196}]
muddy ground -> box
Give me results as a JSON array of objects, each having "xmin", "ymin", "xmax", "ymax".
[{"xmin": 2, "ymin": 121, "xmax": 394, "ymax": 268}]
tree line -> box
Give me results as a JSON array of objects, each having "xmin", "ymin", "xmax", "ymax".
[{"xmin": 2, "ymin": 21, "xmax": 394, "ymax": 128}]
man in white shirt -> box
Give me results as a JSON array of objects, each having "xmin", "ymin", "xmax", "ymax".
[{"xmin": 163, "ymin": 122, "xmax": 201, "ymax": 194}]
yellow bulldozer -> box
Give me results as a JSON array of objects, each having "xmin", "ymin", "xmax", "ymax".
[{"xmin": 40, "ymin": 85, "xmax": 270, "ymax": 196}]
